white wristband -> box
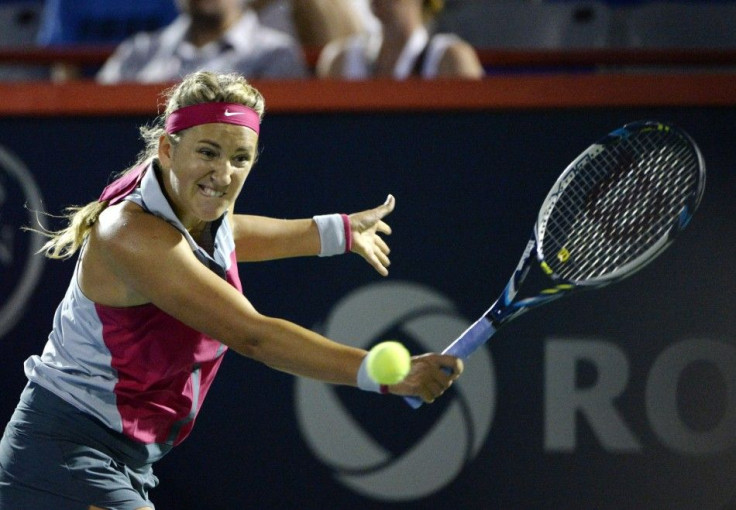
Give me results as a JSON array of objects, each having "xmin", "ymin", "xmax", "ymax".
[
  {"xmin": 313, "ymin": 213, "xmax": 351, "ymax": 257},
  {"xmin": 357, "ymin": 355, "xmax": 382, "ymax": 393}
]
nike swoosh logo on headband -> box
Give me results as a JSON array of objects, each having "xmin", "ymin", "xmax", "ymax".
[{"xmin": 224, "ymin": 109, "xmax": 244, "ymax": 117}]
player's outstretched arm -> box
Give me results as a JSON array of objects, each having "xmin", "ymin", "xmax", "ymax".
[{"xmin": 231, "ymin": 195, "xmax": 396, "ymax": 276}]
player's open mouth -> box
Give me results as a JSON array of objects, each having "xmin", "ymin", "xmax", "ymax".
[{"xmin": 199, "ymin": 184, "xmax": 226, "ymax": 198}]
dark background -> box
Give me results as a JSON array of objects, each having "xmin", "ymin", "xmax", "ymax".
[{"xmin": 1, "ymin": 107, "xmax": 735, "ymax": 509}]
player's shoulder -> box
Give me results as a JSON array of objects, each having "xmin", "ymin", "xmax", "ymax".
[{"xmin": 95, "ymin": 201, "xmax": 181, "ymax": 249}]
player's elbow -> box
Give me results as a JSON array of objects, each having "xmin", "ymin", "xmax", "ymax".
[{"xmin": 225, "ymin": 314, "xmax": 283, "ymax": 364}]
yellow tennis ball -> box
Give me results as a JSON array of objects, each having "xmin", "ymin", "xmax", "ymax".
[{"xmin": 366, "ymin": 341, "xmax": 411, "ymax": 385}]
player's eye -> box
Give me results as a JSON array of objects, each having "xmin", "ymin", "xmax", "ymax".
[{"xmin": 234, "ymin": 154, "xmax": 252, "ymax": 166}]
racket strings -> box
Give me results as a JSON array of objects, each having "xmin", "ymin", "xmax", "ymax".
[{"xmin": 541, "ymin": 129, "xmax": 700, "ymax": 282}]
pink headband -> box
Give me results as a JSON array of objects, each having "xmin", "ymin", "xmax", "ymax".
[{"xmin": 165, "ymin": 102, "xmax": 260, "ymax": 135}]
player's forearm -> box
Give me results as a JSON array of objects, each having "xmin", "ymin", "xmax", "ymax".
[
  {"xmin": 234, "ymin": 314, "xmax": 365, "ymax": 386},
  {"xmin": 233, "ymin": 215, "xmax": 320, "ymax": 261}
]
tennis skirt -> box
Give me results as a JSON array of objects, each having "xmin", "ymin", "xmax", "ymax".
[{"xmin": 0, "ymin": 382, "xmax": 159, "ymax": 510}]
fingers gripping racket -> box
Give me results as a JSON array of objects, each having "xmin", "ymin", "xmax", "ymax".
[{"xmin": 406, "ymin": 121, "xmax": 705, "ymax": 409}]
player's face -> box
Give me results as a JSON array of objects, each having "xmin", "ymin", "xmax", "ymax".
[{"xmin": 158, "ymin": 122, "xmax": 258, "ymax": 234}]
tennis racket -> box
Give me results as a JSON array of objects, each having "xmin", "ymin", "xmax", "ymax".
[{"xmin": 406, "ymin": 120, "xmax": 705, "ymax": 409}]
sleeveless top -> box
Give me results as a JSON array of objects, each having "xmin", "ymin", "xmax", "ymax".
[
  {"xmin": 24, "ymin": 163, "xmax": 241, "ymax": 458},
  {"xmin": 326, "ymin": 26, "xmax": 462, "ymax": 79}
]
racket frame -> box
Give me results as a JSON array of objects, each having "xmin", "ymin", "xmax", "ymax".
[{"xmin": 405, "ymin": 120, "xmax": 705, "ymax": 409}]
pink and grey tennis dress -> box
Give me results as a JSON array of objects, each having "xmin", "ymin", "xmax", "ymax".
[{"xmin": 0, "ymin": 162, "xmax": 239, "ymax": 509}]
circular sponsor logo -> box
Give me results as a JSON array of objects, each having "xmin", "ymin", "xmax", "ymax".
[
  {"xmin": 0, "ymin": 145, "xmax": 45, "ymax": 339},
  {"xmin": 295, "ymin": 281, "xmax": 495, "ymax": 501}
]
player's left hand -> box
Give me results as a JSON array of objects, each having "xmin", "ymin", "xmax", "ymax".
[
  {"xmin": 348, "ymin": 194, "xmax": 395, "ymax": 276},
  {"xmin": 388, "ymin": 353, "xmax": 464, "ymax": 403}
]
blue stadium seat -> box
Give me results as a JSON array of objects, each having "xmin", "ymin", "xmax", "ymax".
[
  {"xmin": 36, "ymin": 0, "xmax": 178, "ymax": 46},
  {"xmin": 436, "ymin": 1, "xmax": 613, "ymax": 49},
  {"xmin": 617, "ymin": 1, "xmax": 736, "ymax": 48}
]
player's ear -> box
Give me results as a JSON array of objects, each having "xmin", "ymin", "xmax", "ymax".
[{"xmin": 158, "ymin": 134, "xmax": 173, "ymax": 168}]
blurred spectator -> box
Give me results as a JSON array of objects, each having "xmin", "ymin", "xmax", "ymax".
[
  {"xmin": 35, "ymin": 0, "xmax": 376, "ymax": 49},
  {"xmin": 97, "ymin": 0, "xmax": 308, "ymax": 83},
  {"xmin": 255, "ymin": 0, "xmax": 379, "ymax": 47},
  {"xmin": 316, "ymin": 0, "xmax": 483, "ymax": 79}
]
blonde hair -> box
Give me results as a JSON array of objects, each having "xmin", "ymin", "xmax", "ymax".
[{"xmin": 36, "ymin": 71, "xmax": 265, "ymax": 259}]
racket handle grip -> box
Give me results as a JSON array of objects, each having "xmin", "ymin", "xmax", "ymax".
[
  {"xmin": 404, "ymin": 317, "xmax": 496, "ymax": 409},
  {"xmin": 442, "ymin": 317, "xmax": 496, "ymax": 358}
]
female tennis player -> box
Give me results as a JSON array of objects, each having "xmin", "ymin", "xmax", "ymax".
[{"xmin": 0, "ymin": 70, "xmax": 463, "ymax": 510}]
